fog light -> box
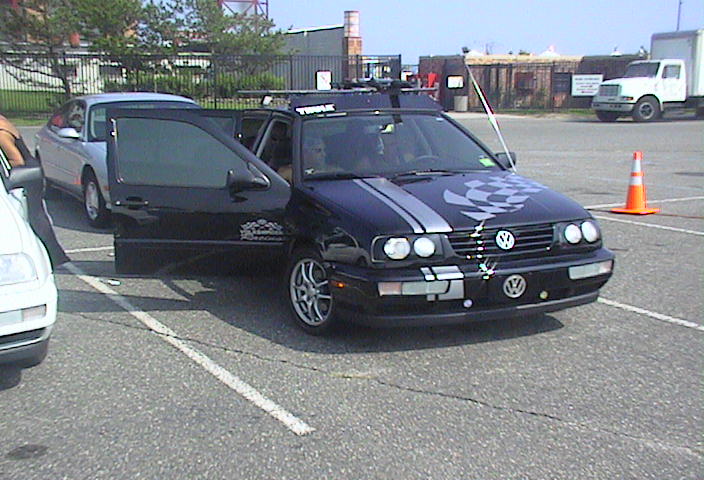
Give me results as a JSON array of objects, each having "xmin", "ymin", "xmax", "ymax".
[
  {"xmin": 22, "ymin": 305, "xmax": 47, "ymax": 322},
  {"xmin": 378, "ymin": 282, "xmax": 402, "ymax": 296},
  {"xmin": 539, "ymin": 290, "xmax": 549, "ymax": 300},
  {"xmin": 569, "ymin": 260, "xmax": 613, "ymax": 280}
]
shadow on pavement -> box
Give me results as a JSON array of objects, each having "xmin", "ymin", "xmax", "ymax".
[{"xmin": 58, "ymin": 255, "xmax": 565, "ymax": 355}]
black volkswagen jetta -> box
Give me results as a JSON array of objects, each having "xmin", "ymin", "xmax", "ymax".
[{"xmin": 106, "ymin": 86, "xmax": 614, "ymax": 334}]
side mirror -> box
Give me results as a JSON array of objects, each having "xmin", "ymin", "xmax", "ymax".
[
  {"xmin": 226, "ymin": 168, "xmax": 269, "ymax": 193},
  {"xmin": 57, "ymin": 127, "xmax": 80, "ymax": 140},
  {"xmin": 7, "ymin": 166, "xmax": 43, "ymax": 191},
  {"xmin": 494, "ymin": 152, "xmax": 517, "ymax": 169}
]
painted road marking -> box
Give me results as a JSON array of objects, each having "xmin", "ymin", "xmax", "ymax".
[
  {"xmin": 599, "ymin": 298, "xmax": 704, "ymax": 332},
  {"xmin": 65, "ymin": 246, "xmax": 114, "ymax": 254},
  {"xmin": 592, "ymin": 215, "xmax": 704, "ymax": 236},
  {"xmin": 585, "ymin": 195, "xmax": 704, "ymax": 210},
  {"xmin": 64, "ymin": 262, "xmax": 315, "ymax": 436}
]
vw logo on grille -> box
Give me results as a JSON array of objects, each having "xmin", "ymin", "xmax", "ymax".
[
  {"xmin": 503, "ymin": 274, "xmax": 527, "ymax": 298},
  {"xmin": 495, "ymin": 230, "xmax": 516, "ymax": 250}
]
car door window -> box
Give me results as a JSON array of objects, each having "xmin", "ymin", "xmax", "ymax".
[
  {"xmin": 115, "ymin": 118, "xmax": 247, "ymax": 188},
  {"xmin": 259, "ymin": 120, "xmax": 292, "ymax": 170},
  {"xmin": 663, "ymin": 65, "xmax": 680, "ymax": 79},
  {"xmin": 66, "ymin": 101, "xmax": 86, "ymax": 133},
  {"xmin": 240, "ymin": 115, "xmax": 269, "ymax": 150},
  {"xmin": 48, "ymin": 103, "xmax": 70, "ymax": 130}
]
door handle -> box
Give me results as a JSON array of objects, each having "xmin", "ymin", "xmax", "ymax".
[{"xmin": 115, "ymin": 197, "xmax": 149, "ymax": 209}]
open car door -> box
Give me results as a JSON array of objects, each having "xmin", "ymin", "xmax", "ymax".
[{"xmin": 106, "ymin": 108, "xmax": 290, "ymax": 273}]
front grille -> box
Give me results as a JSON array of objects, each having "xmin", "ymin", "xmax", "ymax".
[
  {"xmin": 448, "ymin": 224, "xmax": 554, "ymax": 260},
  {"xmin": 598, "ymin": 84, "xmax": 620, "ymax": 97}
]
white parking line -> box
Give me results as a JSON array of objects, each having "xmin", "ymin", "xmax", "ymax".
[
  {"xmin": 65, "ymin": 246, "xmax": 114, "ymax": 254},
  {"xmin": 585, "ymin": 195, "xmax": 704, "ymax": 210},
  {"xmin": 592, "ymin": 215, "xmax": 704, "ymax": 236},
  {"xmin": 598, "ymin": 298, "xmax": 704, "ymax": 332},
  {"xmin": 64, "ymin": 262, "xmax": 315, "ymax": 436}
]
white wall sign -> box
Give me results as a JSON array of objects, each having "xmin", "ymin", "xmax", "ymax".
[
  {"xmin": 316, "ymin": 71, "xmax": 332, "ymax": 90},
  {"xmin": 572, "ymin": 74, "xmax": 604, "ymax": 96}
]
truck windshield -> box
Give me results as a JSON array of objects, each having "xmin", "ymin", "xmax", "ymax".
[
  {"xmin": 624, "ymin": 62, "xmax": 660, "ymax": 78},
  {"xmin": 300, "ymin": 113, "xmax": 498, "ymax": 179}
]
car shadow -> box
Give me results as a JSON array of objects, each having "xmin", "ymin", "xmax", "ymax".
[
  {"xmin": 58, "ymin": 256, "xmax": 565, "ymax": 355},
  {"xmin": 45, "ymin": 193, "xmax": 111, "ymax": 234},
  {"xmin": 568, "ymin": 111, "xmax": 702, "ymax": 124}
]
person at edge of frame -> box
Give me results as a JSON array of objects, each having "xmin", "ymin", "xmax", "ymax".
[{"xmin": 0, "ymin": 114, "xmax": 70, "ymax": 267}]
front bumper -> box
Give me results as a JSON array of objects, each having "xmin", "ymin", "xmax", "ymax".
[
  {"xmin": 592, "ymin": 101, "xmax": 634, "ymax": 113},
  {"xmin": 328, "ymin": 248, "xmax": 614, "ymax": 327}
]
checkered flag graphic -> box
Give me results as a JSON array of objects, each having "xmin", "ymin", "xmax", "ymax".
[{"xmin": 443, "ymin": 175, "xmax": 546, "ymax": 221}]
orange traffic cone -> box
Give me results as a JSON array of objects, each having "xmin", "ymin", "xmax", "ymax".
[{"xmin": 611, "ymin": 151, "xmax": 660, "ymax": 215}]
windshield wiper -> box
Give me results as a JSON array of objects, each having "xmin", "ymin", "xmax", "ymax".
[
  {"xmin": 390, "ymin": 169, "xmax": 459, "ymax": 180},
  {"xmin": 306, "ymin": 172, "xmax": 379, "ymax": 180}
]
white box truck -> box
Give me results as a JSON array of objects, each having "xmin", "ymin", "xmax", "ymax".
[{"xmin": 592, "ymin": 29, "xmax": 704, "ymax": 122}]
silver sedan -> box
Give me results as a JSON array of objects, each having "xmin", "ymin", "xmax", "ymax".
[{"xmin": 34, "ymin": 92, "xmax": 198, "ymax": 227}]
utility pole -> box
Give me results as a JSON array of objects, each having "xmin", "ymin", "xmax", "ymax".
[{"xmin": 676, "ymin": 0, "xmax": 682, "ymax": 31}]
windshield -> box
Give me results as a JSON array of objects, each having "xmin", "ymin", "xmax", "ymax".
[
  {"xmin": 88, "ymin": 100, "xmax": 199, "ymax": 141},
  {"xmin": 300, "ymin": 113, "xmax": 498, "ymax": 179},
  {"xmin": 624, "ymin": 62, "xmax": 660, "ymax": 78}
]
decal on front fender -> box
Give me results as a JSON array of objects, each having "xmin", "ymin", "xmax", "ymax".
[{"xmin": 240, "ymin": 219, "xmax": 285, "ymax": 241}]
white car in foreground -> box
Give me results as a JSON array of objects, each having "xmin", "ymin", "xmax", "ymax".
[{"xmin": 0, "ymin": 157, "xmax": 57, "ymax": 368}]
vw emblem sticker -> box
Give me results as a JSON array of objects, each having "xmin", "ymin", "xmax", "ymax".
[
  {"xmin": 503, "ymin": 274, "xmax": 527, "ymax": 298},
  {"xmin": 495, "ymin": 230, "xmax": 516, "ymax": 250}
]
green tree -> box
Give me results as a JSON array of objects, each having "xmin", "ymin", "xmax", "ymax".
[{"xmin": 0, "ymin": 0, "xmax": 80, "ymax": 98}]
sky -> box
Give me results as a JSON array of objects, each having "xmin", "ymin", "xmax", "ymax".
[{"xmin": 268, "ymin": 0, "xmax": 704, "ymax": 63}]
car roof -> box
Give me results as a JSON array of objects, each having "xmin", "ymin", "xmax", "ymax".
[{"xmin": 73, "ymin": 92, "xmax": 198, "ymax": 107}]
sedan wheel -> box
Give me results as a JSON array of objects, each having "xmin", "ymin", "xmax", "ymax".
[
  {"xmin": 83, "ymin": 171, "xmax": 110, "ymax": 227},
  {"xmin": 287, "ymin": 249, "xmax": 337, "ymax": 334}
]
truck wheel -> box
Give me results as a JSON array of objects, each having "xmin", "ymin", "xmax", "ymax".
[
  {"xmin": 596, "ymin": 111, "xmax": 619, "ymax": 122},
  {"xmin": 632, "ymin": 97, "xmax": 660, "ymax": 122},
  {"xmin": 286, "ymin": 248, "xmax": 339, "ymax": 335},
  {"xmin": 83, "ymin": 170, "xmax": 110, "ymax": 228}
]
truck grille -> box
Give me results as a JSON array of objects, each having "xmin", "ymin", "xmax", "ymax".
[
  {"xmin": 598, "ymin": 85, "xmax": 620, "ymax": 97},
  {"xmin": 448, "ymin": 224, "xmax": 555, "ymax": 260}
]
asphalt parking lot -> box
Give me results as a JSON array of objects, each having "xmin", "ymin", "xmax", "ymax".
[{"xmin": 1, "ymin": 114, "xmax": 702, "ymax": 479}]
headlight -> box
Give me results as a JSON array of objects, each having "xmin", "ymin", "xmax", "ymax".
[
  {"xmin": 564, "ymin": 224, "xmax": 582, "ymax": 244},
  {"xmin": 0, "ymin": 253, "xmax": 37, "ymax": 286},
  {"xmin": 384, "ymin": 237, "xmax": 411, "ymax": 260},
  {"xmin": 581, "ymin": 220, "xmax": 600, "ymax": 243},
  {"xmin": 413, "ymin": 237, "xmax": 436, "ymax": 258}
]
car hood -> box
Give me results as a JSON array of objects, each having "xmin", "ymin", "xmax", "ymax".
[
  {"xmin": 310, "ymin": 171, "xmax": 589, "ymax": 234},
  {"xmin": 0, "ymin": 193, "xmax": 25, "ymax": 255},
  {"xmin": 603, "ymin": 77, "xmax": 656, "ymax": 91}
]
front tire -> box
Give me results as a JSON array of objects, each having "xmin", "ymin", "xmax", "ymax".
[
  {"xmin": 83, "ymin": 170, "xmax": 110, "ymax": 228},
  {"xmin": 595, "ymin": 111, "xmax": 619, "ymax": 122},
  {"xmin": 632, "ymin": 97, "xmax": 660, "ymax": 122},
  {"xmin": 286, "ymin": 248, "xmax": 338, "ymax": 335}
]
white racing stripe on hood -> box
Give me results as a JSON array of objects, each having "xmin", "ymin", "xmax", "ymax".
[
  {"xmin": 354, "ymin": 179, "xmax": 424, "ymax": 233},
  {"xmin": 361, "ymin": 178, "xmax": 453, "ymax": 233}
]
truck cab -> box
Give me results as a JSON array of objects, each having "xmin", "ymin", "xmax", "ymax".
[{"xmin": 592, "ymin": 59, "xmax": 687, "ymax": 122}]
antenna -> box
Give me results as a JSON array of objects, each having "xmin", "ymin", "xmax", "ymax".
[{"xmin": 463, "ymin": 60, "xmax": 516, "ymax": 172}]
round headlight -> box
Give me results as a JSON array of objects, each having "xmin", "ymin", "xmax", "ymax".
[
  {"xmin": 413, "ymin": 237, "xmax": 436, "ymax": 258},
  {"xmin": 384, "ymin": 237, "xmax": 411, "ymax": 260},
  {"xmin": 564, "ymin": 224, "xmax": 582, "ymax": 244},
  {"xmin": 581, "ymin": 220, "xmax": 600, "ymax": 243}
]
